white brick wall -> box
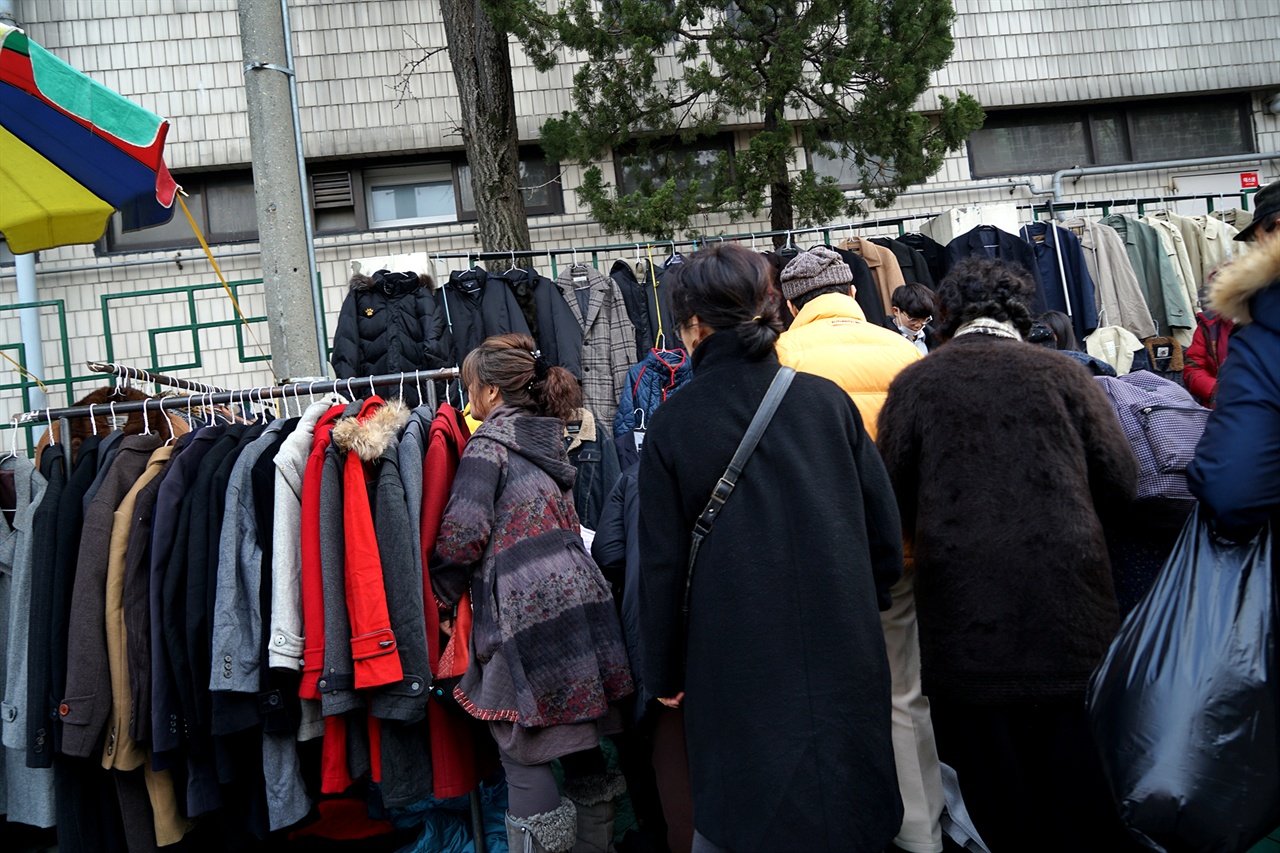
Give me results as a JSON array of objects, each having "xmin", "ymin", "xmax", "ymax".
[{"xmin": 3, "ymin": 0, "xmax": 1280, "ymax": 445}]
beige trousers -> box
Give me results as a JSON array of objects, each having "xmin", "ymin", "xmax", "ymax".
[{"xmin": 881, "ymin": 564, "xmax": 945, "ymax": 853}]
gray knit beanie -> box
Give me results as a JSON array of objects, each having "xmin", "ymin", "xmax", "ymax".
[{"xmin": 779, "ymin": 245, "xmax": 853, "ymax": 301}]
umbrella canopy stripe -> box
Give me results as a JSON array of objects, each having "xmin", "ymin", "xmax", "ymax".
[
  {"xmin": 0, "ymin": 23, "xmax": 176, "ymax": 254},
  {"xmin": 0, "ymin": 29, "xmax": 168, "ymax": 169},
  {"xmin": 0, "ymin": 123, "xmax": 116, "ymax": 250}
]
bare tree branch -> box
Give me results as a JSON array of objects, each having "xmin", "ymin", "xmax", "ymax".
[{"xmin": 389, "ymin": 29, "xmax": 448, "ymax": 110}]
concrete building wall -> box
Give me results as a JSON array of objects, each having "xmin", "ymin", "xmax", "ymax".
[{"xmin": 3, "ymin": 0, "xmax": 1280, "ymax": 446}]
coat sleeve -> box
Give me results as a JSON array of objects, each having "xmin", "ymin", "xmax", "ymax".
[
  {"xmin": 614, "ymin": 364, "xmax": 639, "ymax": 438},
  {"xmin": 590, "ymin": 473, "xmax": 629, "ymax": 593},
  {"xmin": 330, "ymin": 293, "xmax": 360, "ymax": 379},
  {"xmin": 1188, "ymin": 328, "xmax": 1280, "ymax": 532},
  {"xmin": 637, "ymin": 420, "xmax": 690, "ymax": 699},
  {"xmin": 1182, "ymin": 319, "xmax": 1216, "ymax": 406},
  {"xmin": 428, "ymin": 439, "xmax": 503, "ymax": 608},
  {"xmin": 875, "ymin": 370, "xmax": 921, "ymax": 547},
  {"xmin": 848, "ymin": 400, "xmax": 903, "ymax": 610},
  {"xmin": 607, "ymin": 288, "xmax": 638, "ymax": 398},
  {"xmin": 417, "ymin": 288, "xmax": 452, "ymax": 369},
  {"xmin": 1071, "ymin": 368, "xmax": 1139, "ymax": 517}
]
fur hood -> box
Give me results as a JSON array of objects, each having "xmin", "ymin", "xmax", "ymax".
[
  {"xmin": 1208, "ymin": 236, "xmax": 1280, "ymax": 327},
  {"xmin": 331, "ymin": 398, "xmax": 410, "ymax": 461},
  {"xmin": 349, "ymin": 269, "xmax": 433, "ymax": 295},
  {"xmin": 474, "ymin": 405, "xmax": 577, "ymax": 491}
]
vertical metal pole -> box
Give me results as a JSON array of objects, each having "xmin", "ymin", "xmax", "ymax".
[
  {"xmin": 469, "ymin": 789, "xmax": 487, "ymax": 853},
  {"xmin": 278, "ymin": 0, "xmax": 329, "ymax": 373},
  {"xmin": 238, "ymin": 0, "xmax": 324, "ymax": 380},
  {"xmin": 15, "ymin": 253, "xmax": 49, "ymax": 414}
]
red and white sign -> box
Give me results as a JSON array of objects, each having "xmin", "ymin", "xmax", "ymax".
[{"xmin": 1241, "ymin": 172, "xmax": 1260, "ymax": 189}]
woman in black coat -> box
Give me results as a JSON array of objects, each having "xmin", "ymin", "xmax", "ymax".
[
  {"xmin": 638, "ymin": 244, "xmax": 904, "ymax": 853},
  {"xmin": 330, "ymin": 269, "xmax": 452, "ymax": 380},
  {"xmin": 876, "ymin": 257, "xmax": 1141, "ymax": 853}
]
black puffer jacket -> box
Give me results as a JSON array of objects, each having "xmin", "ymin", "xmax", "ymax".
[{"xmin": 330, "ymin": 270, "xmax": 452, "ymax": 379}]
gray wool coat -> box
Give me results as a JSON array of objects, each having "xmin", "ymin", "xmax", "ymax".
[
  {"xmin": 1, "ymin": 455, "xmax": 55, "ymax": 828},
  {"xmin": 555, "ymin": 266, "xmax": 637, "ymax": 428},
  {"xmin": 318, "ymin": 440, "xmax": 361, "ymax": 718},
  {"xmin": 207, "ymin": 420, "xmax": 311, "ymax": 832}
]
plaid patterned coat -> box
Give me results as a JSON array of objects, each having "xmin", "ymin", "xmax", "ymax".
[
  {"xmin": 556, "ymin": 266, "xmax": 637, "ymax": 427},
  {"xmin": 429, "ymin": 406, "xmax": 633, "ymax": 728}
]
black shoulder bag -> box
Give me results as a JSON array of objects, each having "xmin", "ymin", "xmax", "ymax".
[{"xmin": 682, "ymin": 366, "xmax": 795, "ymax": 626}]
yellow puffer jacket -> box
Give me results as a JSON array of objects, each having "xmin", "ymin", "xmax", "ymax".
[{"xmin": 776, "ymin": 293, "xmax": 922, "ymax": 441}]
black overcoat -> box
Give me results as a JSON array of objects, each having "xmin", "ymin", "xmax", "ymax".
[{"xmin": 637, "ymin": 331, "xmax": 903, "ymax": 852}]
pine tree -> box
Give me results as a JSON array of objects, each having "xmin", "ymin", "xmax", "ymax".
[{"xmin": 508, "ymin": 0, "xmax": 983, "ymax": 241}]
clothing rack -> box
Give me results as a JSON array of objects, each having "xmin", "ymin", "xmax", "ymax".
[
  {"xmin": 1032, "ymin": 189, "xmax": 1259, "ymax": 220},
  {"xmin": 87, "ymin": 361, "xmax": 230, "ymax": 394},
  {"xmin": 15, "ymin": 367, "xmax": 461, "ymax": 425}
]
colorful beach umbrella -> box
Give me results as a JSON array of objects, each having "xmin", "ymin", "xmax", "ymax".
[{"xmin": 0, "ymin": 23, "xmax": 177, "ymax": 254}]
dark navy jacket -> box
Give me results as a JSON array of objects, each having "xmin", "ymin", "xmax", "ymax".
[
  {"xmin": 946, "ymin": 225, "xmax": 1048, "ymax": 314},
  {"xmin": 1020, "ymin": 221, "xmax": 1099, "ymax": 342}
]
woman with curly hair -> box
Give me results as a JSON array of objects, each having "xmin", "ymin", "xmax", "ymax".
[
  {"xmin": 876, "ymin": 257, "xmax": 1142, "ymax": 852},
  {"xmin": 430, "ymin": 334, "xmax": 634, "ymax": 853}
]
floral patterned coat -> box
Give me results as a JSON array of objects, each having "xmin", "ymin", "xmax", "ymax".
[{"xmin": 429, "ymin": 405, "xmax": 633, "ymax": 728}]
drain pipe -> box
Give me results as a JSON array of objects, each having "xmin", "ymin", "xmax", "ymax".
[{"xmin": 1052, "ymin": 152, "xmax": 1280, "ymax": 204}]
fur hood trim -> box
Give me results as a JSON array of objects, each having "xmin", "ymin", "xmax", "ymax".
[
  {"xmin": 348, "ymin": 269, "xmax": 434, "ymax": 294},
  {"xmin": 1208, "ymin": 236, "xmax": 1280, "ymax": 325},
  {"xmin": 332, "ymin": 399, "xmax": 410, "ymax": 461}
]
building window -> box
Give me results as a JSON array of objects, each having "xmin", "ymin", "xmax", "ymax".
[
  {"xmin": 967, "ymin": 97, "xmax": 1255, "ymax": 178},
  {"xmin": 808, "ymin": 144, "xmax": 898, "ymax": 189},
  {"xmin": 104, "ymin": 171, "xmax": 258, "ymax": 252},
  {"xmin": 614, "ymin": 135, "xmax": 735, "ymax": 196},
  {"xmin": 456, "ymin": 152, "xmax": 563, "ymax": 220},
  {"xmin": 365, "ymin": 163, "xmax": 457, "ymax": 229}
]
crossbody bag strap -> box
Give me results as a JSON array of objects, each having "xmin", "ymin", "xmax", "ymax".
[{"xmin": 682, "ymin": 367, "xmax": 795, "ymax": 623}]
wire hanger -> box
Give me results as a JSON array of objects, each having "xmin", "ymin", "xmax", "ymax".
[
  {"xmin": 7, "ymin": 418, "xmax": 18, "ymax": 459},
  {"xmin": 505, "ymin": 249, "xmax": 518, "ymax": 274},
  {"xmin": 88, "ymin": 403, "xmax": 98, "ymax": 436}
]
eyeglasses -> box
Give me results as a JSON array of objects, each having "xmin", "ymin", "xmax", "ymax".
[{"xmin": 895, "ymin": 309, "xmax": 932, "ymax": 329}]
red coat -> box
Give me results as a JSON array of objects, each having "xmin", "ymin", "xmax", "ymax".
[
  {"xmin": 338, "ymin": 396, "xmax": 404, "ymax": 689},
  {"xmin": 1184, "ymin": 312, "xmax": 1233, "ymax": 408},
  {"xmin": 419, "ymin": 404, "xmax": 496, "ymax": 799}
]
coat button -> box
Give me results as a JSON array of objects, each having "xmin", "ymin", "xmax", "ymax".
[
  {"xmin": 224, "ymin": 655, "xmax": 233, "ymax": 663},
  {"xmin": 58, "ymin": 704, "xmax": 69, "ymax": 717},
  {"xmin": 409, "ymin": 682, "xmax": 420, "ymax": 691},
  {"xmin": 170, "ymin": 714, "xmax": 177, "ymax": 721},
  {"xmin": 36, "ymin": 735, "xmax": 45, "ymax": 745},
  {"xmin": 269, "ymin": 695, "xmax": 280, "ymax": 706},
  {"xmin": 275, "ymin": 636, "xmax": 284, "ymax": 646},
  {"xmin": 318, "ymin": 679, "xmax": 327, "ymax": 689}
]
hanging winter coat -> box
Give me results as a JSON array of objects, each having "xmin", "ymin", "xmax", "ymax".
[
  {"xmin": 610, "ymin": 260, "xmax": 652, "ymax": 363},
  {"xmin": 945, "ymin": 225, "xmax": 1048, "ymax": 314},
  {"xmin": 331, "ymin": 271, "xmax": 452, "ymax": 379},
  {"xmin": 490, "ymin": 267, "xmax": 583, "ymax": 379},
  {"xmin": 564, "ymin": 408, "xmax": 622, "ymax": 532},
  {"xmin": 1019, "ymin": 221, "xmax": 1099, "ymax": 342},
  {"xmin": 613, "ymin": 348, "xmax": 693, "ymax": 440},
  {"xmin": 442, "ymin": 268, "xmax": 532, "ymax": 368},
  {"xmin": 555, "ymin": 266, "xmax": 637, "ymax": 428}
]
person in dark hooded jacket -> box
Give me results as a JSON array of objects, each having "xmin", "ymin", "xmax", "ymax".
[
  {"xmin": 1188, "ymin": 190, "xmax": 1280, "ymax": 546},
  {"xmin": 330, "ymin": 269, "xmax": 452, "ymax": 380}
]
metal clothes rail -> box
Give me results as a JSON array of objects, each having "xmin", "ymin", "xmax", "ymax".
[
  {"xmin": 16, "ymin": 367, "xmax": 461, "ymax": 424},
  {"xmin": 87, "ymin": 361, "xmax": 230, "ymax": 394}
]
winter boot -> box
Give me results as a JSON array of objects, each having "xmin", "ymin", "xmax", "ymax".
[
  {"xmin": 564, "ymin": 770, "xmax": 628, "ymax": 853},
  {"xmin": 506, "ymin": 796, "xmax": 578, "ymax": 853}
]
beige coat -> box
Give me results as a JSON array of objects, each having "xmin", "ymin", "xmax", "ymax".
[
  {"xmin": 1061, "ymin": 218, "xmax": 1156, "ymax": 340},
  {"xmin": 103, "ymin": 443, "xmax": 193, "ymax": 846},
  {"xmin": 837, "ymin": 237, "xmax": 906, "ymax": 313},
  {"xmin": 1191, "ymin": 214, "xmax": 1244, "ymax": 282}
]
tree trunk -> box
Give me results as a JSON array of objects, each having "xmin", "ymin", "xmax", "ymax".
[
  {"xmin": 763, "ymin": 106, "xmax": 794, "ymax": 247},
  {"xmin": 439, "ymin": 0, "xmax": 531, "ymax": 267}
]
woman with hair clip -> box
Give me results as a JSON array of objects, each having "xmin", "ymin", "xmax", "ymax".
[
  {"xmin": 637, "ymin": 243, "xmax": 905, "ymax": 853},
  {"xmin": 429, "ymin": 334, "xmax": 635, "ymax": 853}
]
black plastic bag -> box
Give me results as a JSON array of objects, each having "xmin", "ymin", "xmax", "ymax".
[{"xmin": 1087, "ymin": 507, "xmax": 1278, "ymax": 853}]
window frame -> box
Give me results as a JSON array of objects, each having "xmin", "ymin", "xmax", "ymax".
[
  {"xmin": 806, "ymin": 143, "xmax": 898, "ymax": 190},
  {"xmin": 363, "ymin": 162, "xmax": 458, "ymax": 230},
  {"xmin": 612, "ymin": 133, "xmax": 736, "ymax": 198},
  {"xmin": 454, "ymin": 149, "xmax": 564, "ymax": 222},
  {"xmin": 100, "ymin": 170, "xmax": 259, "ymax": 254},
  {"xmin": 966, "ymin": 96, "xmax": 1256, "ymax": 179}
]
